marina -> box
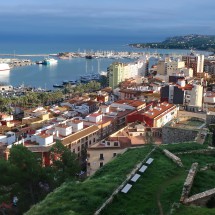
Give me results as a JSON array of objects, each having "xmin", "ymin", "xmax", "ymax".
[{"xmin": 0, "ymin": 47, "xmax": 211, "ymax": 90}]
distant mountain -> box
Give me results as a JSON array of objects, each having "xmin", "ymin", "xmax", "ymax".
[{"xmin": 129, "ymin": 34, "xmax": 215, "ymax": 52}]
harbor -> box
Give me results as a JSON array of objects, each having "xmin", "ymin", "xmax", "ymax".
[{"xmin": 0, "ymin": 48, "xmax": 211, "ymax": 90}]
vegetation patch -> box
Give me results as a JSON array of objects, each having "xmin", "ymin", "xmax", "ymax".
[
  {"xmin": 173, "ymin": 205, "xmax": 215, "ymax": 215},
  {"xmin": 26, "ymin": 142, "xmax": 215, "ymax": 215},
  {"xmin": 101, "ymin": 150, "xmax": 185, "ymax": 215},
  {"xmin": 25, "ymin": 146, "xmax": 153, "ymax": 215},
  {"xmin": 178, "ymin": 153, "xmax": 215, "ymax": 169},
  {"xmin": 190, "ymin": 170, "xmax": 215, "ymax": 196},
  {"xmin": 160, "ymin": 142, "xmax": 208, "ymax": 153}
]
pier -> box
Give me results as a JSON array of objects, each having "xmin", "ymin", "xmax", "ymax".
[
  {"xmin": 9, "ymin": 59, "xmax": 35, "ymax": 68},
  {"xmin": 0, "ymin": 54, "xmax": 51, "ymax": 57}
]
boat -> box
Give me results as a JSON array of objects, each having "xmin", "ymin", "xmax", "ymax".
[
  {"xmin": 53, "ymin": 84, "xmax": 64, "ymax": 88},
  {"xmin": 62, "ymin": 80, "xmax": 69, "ymax": 85},
  {"xmin": 80, "ymin": 73, "xmax": 101, "ymax": 83},
  {"xmin": 69, "ymin": 80, "xmax": 77, "ymax": 85},
  {"xmin": 80, "ymin": 75, "xmax": 91, "ymax": 83},
  {"xmin": 42, "ymin": 58, "xmax": 58, "ymax": 65},
  {"xmin": 85, "ymin": 55, "xmax": 93, "ymax": 59},
  {"xmin": 0, "ymin": 63, "xmax": 10, "ymax": 71},
  {"xmin": 36, "ymin": 61, "xmax": 43, "ymax": 64}
]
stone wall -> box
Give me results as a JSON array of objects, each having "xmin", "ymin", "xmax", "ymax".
[
  {"xmin": 175, "ymin": 149, "xmax": 215, "ymax": 155},
  {"xmin": 162, "ymin": 126, "xmax": 199, "ymax": 144},
  {"xmin": 180, "ymin": 163, "xmax": 198, "ymax": 203},
  {"xmin": 206, "ymin": 114, "xmax": 215, "ymax": 126},
  {"xmin": 163, "ymin": 149, "xmax": 183, "ymax": 167},
  {"xmin": 184, "ymin": 188, "xmax": 215, "ymax": 206}
]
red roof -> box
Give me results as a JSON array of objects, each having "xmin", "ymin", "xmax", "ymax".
[
  {"xmin": 89, "ymin": 113, "xmax": 102, "ymax": 117},
  {"xmin": 141, "ymin": 102, "xmax": 176, "ymax": 119}
]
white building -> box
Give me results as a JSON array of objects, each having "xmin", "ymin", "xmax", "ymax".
[{"xmin": 166, "ymin": 60, "xmax": 185, "ymax": 76}]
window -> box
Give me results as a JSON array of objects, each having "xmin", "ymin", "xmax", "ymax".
[
  {"xmin": 89, "ymin": 140, "xmax": 92, "ymax": 145},
  {"xmin": 106, "ymin": 141, "xmax": 110, "ymax": 146},
  {"xmin": 114, "ymin": 142, "xmax": 118, "ymax": 146},
  {"xmin": 93, "ymin": 138, "xmax": 96, "ymax": 143},
  {"xmin": 100, "ymin": 154, "xmax": 104, "ymax": 160},
  {"xmin": 100, "ymin": 162, "xmax": 103, "ymax": 167},
  {"xmin": 73, "ymin": 149, "xmax": 75, "ymax": 153},
  {"xmin": 78, "ymin": 146, "xmax": 80, "ymax": 151},
  {"xmin": 113, "ymin": 153, "xmax": 117, "ymax": 157},
  {"xmin": 87, "ymin": 162, "xmax": 90, "ymax": 166}
]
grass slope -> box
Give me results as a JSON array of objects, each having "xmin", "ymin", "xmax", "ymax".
[
  {"xmin": 174, "ymin": 205, "xmax": 215, "ymax": 215},
  {"xmin": 26, "ymin": 142, "xmax": 215, "ymax": 215},
  {"xmin": 101, "ymin": 150, "xmax": 185, "ymax": 215},
  {"xmin": 25, "ymin": 146, "xmax": 153, "ymax": 215}
]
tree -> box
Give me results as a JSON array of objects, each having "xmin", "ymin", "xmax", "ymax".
[
  {"xmin": 0, "ymin": 145, "xmax": 51, "ymax": 214},
  {"xmin": 9, "ymin": 145, "xmax": 42, "ymax": 203},
  {"xmin": 50, "ymin": 141, "xmax": 80, "ymax": 185}
]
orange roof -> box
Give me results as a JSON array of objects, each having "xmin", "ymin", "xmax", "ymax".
[
  {"xmin": 142, "ymin": 102, "xmax": 176, "ymax": 119},
  {"xmin": 115, "ymin": 100, "xmax": 145, "ymax": 108},
  {"xmin": 71, "ymin": 119, "xmax": 82, "ymax": 124},
  {"xmin": 39, "ymin": 134, "xmax": 52, "ymax": 138},
  {"xmin": 89, "ymin": 113, "xmax": 102, "ymax": 117},
  {"xmin": 56, "ymin": 124, "xmax": 70, "ymax": 128},
  {"xmin": 62, "ymin": 125, "xmax": 99, "ymax": 146}
]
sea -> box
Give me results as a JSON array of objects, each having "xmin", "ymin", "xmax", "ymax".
[{"xmin": 0, "ymin": 35, "xmax": 212, "ymax": 90}]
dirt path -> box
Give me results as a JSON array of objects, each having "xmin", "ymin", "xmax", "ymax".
[{"xmin": 156, "ymin": 171, "xmax": 185, "ymax": 215}]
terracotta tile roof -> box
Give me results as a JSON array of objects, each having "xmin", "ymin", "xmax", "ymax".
[
  {"xmin": 142, "ymin": 102, "xmax": 176, "ymax": 119},
  {"xmin": 27, "ymin": 145, "xmax": 52, "ymax": 153},
  {"xmin": 71, "ymin": 119, "xmax": 82, "ymax": 124},
  {"xmin": 114, "ymin": 100, "xmax": 145, "ymax": 108},
  {"xmin": 39, "ymin": 134, "xmax": 52, "ymax": 138},
  {"xmin": 89, "ymin": 113, "xmax": 102, "ymax": 117},
  {"xmin": 56, "ymin": 124, "xmax": 70, "ymax": 128},
  {"xmin": 208, "ymin": 107, "xmax": 215, "ymax": 112},
  {"xmin": 62, "ymin": 125, "xmax": 99, "ymax": 146}
]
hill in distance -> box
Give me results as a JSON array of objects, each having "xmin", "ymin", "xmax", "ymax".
[{"xmin": 130, "ymin": 34, "xmax": 215, "ymax": 52}]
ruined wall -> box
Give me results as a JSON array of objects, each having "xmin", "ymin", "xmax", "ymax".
[
  {"xmin": 184, "ymin": 188, "xmax": 215, "ymax": 206},
  {"xmin": 162, "ymin": 126, "xmax": 199, "ymax": 144},
  {"xmin": 163, "ymin": 149, "xmax": 183, "ymax": 167},
  {"xmin": 180, "ymin": 162, "xmax": 198, "ymax": 203},
  {"xmin": 206, "ymin": 114, "xmax": 215, "ymax": 126}
]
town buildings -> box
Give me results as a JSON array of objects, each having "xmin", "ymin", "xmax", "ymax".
[
  {"xmin": 160, "ymin": 82, "xmax": 203, "ymax": 111},
  {"xmin": 127, "ymin": 102, "xmax": 178, "ymax": 128},
  {"xmin": 107, "ymin": 60, "xmax": 148, "ymax": 89},
  {"xmin": 182, "ymin": 54, "xmax": 204, "ymax": 76}
]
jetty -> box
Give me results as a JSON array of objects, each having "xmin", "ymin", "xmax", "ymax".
[{"xmin": 0, "ymin": 54, "xmax": 51, "ymax": 57}]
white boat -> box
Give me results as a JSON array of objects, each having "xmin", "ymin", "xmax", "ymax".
[
  {"xmin": 80, "ymin": 73, "xmax": 101, "ymax": 82},
  {"xmin": 42, "ymin": 58, "xmax": 58, "ymax": 65},
  {"xmin": 0, "ymin": 63, "xmax": 10, "ymax": 71}
]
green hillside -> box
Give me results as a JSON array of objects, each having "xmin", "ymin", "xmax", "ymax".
[
  {"xmin": 130, "ymin": 34, "xmax": 215, "ymax": 52},
  {"xmin": 26, "ymin": 142, "xmax": 215, "ymax": 215}
]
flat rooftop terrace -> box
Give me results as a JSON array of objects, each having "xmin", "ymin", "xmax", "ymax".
[{"xmin": 171, "ymin": 118, "xmax": 205, "ymax": 130}]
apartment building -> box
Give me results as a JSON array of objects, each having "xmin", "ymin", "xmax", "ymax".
[
  {"xmin": 127, "ymin": 102, "xmax": 178, "ymax": 128},
  {"xmin": 107, "ymin": 60, "xmax": 148, "ymax": 89},
  {"xmin": 160, "ymin": 82, "xmax": 203, "ymax": 111},
  {"xmin": 182, "ymin": 54, "xmax": 204, "ymax": 76}
]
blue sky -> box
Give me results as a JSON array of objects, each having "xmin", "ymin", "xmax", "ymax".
[{"xmin": 0, "ymin": 0, "xmax": 215, "ymax": 42}]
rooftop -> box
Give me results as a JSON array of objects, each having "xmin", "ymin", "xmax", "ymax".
[
  {"xmin": 62, "ymin": 125, "xmax": 99, "ymax": 146},
  {"xmin": 142, "ymin": 102, "xmax": 176, "ymax": 119}
]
